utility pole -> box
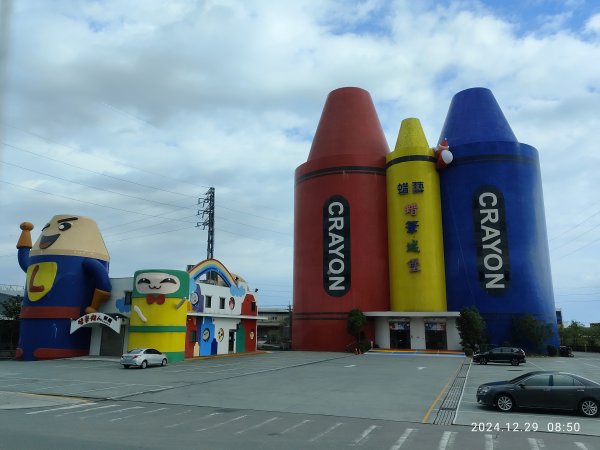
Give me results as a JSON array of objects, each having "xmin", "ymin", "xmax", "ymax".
[{"xmin": 197, "ymin": 187, "xmax": 215, "ymax": 260}]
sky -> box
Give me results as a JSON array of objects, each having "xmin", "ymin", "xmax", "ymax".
[{"xmin": 0, "ymin": 0, "xmax": 599, "ymax": 325}]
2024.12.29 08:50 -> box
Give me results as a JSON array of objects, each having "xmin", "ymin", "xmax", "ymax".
[{"xmin": 471, "ymin": 422, "xmax": 581, "ymax": 433}]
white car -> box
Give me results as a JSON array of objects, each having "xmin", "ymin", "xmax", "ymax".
[{"xmin": 120, "ymin": 348, "xmax": 168, "ymax": 369}]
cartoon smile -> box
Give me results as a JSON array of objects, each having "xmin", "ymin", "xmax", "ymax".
[{"xmin": 39, "ymin": 234, "xmax": 60, "ymax": 249}]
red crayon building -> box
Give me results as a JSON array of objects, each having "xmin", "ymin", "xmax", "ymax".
[{"xmin": 293, "ymin": 87, "xmax": 390, "ymax": 351}]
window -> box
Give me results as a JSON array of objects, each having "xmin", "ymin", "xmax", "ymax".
[
  {"xmin": 205, "ymin": 296, "xmax": 212, "ymax": 308},
  {"xmin": 522, "ymin": 375, "xmax": 551, "ymax": 387},
  {"xmin": 190, "ymin": 330, "xmax": 197, "ymax": 343},
  {"xmin": 553, "ymin": 374, "xmax": 583, "ymax": 387},
  {"xmin": 251, "ymin": 302, "xmax": 256, "ymax": 312},
  {"xmin": 220, "ymin": 297, "xmax": 225, "ymax": 309},
  {"xmin": 125, "ymin": 291, "xmax": 132, "ymax": 305}
]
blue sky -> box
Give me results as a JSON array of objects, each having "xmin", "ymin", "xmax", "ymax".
[{"xmin": 0, "ymin": 0, "xmax": 599, "ymax": 325}]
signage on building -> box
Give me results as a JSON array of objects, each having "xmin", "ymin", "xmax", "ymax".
[
  {"xmin": 473, "ymin": 186, "xmax": 510, "ymax": 293},
  {"xmin": 323, "ymin": 195, "xmax": 351, "ymax": 296},
  {"xmin": 70, "ymin": 313, "xmax": 122, "ymax": 334}
]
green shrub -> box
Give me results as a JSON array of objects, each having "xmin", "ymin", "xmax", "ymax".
[{"xmin": 464, "ymin": 347, "xmax": 474, "ymax": 357}]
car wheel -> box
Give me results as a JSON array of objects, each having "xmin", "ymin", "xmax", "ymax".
[
  {"xmin": 123, "ymin": 365, "xmax": 130, "ymax": 369},
  {"xmin": 579, "ymin": 399, "xmax": 599, "ymax": 417},
  {"xmin": 141, "ymin": 360, "xmax": 148, "ymax": 369},
  {"xmin": 161, "ymin": 358, "xmax": 167, "ymax": 367},
  {"xmin": 482, "ymin": 357, "xmax": 488, "ymax": 365},
  {"xmin": 495, "ymin": 394, "xmax": 514, "ymax": 412},
  {"xmin": 510, "ymin": 358, "xmax": 519, "ymax": 366}
]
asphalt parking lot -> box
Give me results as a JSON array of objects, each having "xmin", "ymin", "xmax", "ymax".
[
  {"xmin": 0, "ymin": 351, "xmax": 600, "ymax": 449},
  {"xmin": 456, "ymin": 352, "xmax": 600, "ymax": 436}
]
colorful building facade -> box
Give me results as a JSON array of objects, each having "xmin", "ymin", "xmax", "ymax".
[{"xmin": 293, "ymin": 87, "xmax": 559, "ymax": 352}]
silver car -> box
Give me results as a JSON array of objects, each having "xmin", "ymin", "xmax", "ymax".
[{"xmin": 120, "ymin": 348, "xmax": 168, "ymax": 369}]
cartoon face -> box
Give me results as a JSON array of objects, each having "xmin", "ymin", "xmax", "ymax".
[
  {"xmin": 133, "ymin": 269, "xmax": 190, "ymax": 298},
  {"xmin": 202, "ymin": 328, "xmax": 211, "ymax": 342},
  {"xmin": 135, "ymin": 272, "xmax": 181, "ymax": 295},
  {"xmin": 31, "ymin": 215, "xmax": 109, "ymax": 261}
]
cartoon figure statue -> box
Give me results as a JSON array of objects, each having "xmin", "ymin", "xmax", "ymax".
[
  {"xmin": 16, "ymin": 215, "xmax": 111, "ymax": 360},
  {"xmin": 129, "ymin": 269, "xmax": 190, "ymax": 363}
]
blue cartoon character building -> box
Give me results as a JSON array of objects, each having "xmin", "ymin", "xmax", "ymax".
[{"xmin": 16, "ymin": 215, "xmax": 111, "ymax": 360}]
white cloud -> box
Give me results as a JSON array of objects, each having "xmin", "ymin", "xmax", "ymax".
[{"xmin": 1, "ymin": 0, "xmax": 600, "ymax": 323}]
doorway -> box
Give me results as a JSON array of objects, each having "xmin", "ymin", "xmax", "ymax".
[
  {"xmin": 425, "ymin": 322, "xmax": 447, "ymax": 350},
  {"xmin": 228, "ymin": 330, "xmax": 235, "ymax": 353},
  {"xmin": 389, "ymin": 321, "xmax": 410, "ymax": 349}
]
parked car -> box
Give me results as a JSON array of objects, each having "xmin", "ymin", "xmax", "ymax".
[
  {"xmin": 120, "ymin": 348, "xmax": 168, "ymax": 369},
  {"xmin": 560, "ymin": 345, "xmax": 574, "ymax": 357},
  {"xmin": 476, "ymin": 371, "xmax": 600, "ymax": 417},
  {"xmin": 473, "ymin": 346, "xmax": 526, "ymax": 366}
]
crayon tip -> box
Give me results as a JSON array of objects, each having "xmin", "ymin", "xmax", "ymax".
[
  {"xmin": 307, "ymin": 87, "xmax": 389, "ymax": 162},
  {"xmin": 390, "ymin": 118, "xmax": 431, "ymax": 158},
  {"xmin": 438, "ymin": 87, "xmax": 517, "ymax": 147}
]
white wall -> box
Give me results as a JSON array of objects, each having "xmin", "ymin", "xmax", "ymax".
[
  {"xmin": 374, "ymin": 317, "xmax": 390, "ymax": 349},
  {"xmin": 410, "ymin": 317, "xmax": 426, "ymax": 350},
  {"xmin": 446, "ymin": 317, "xmax": 461, "ymax": 351}
]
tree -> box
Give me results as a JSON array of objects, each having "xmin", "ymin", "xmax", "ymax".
[
  {"xmin": 511, "ymin": 314, "xmax": 553, "ymax": 354},
  {"xmin": 456, "ymin": 306, "xmax": 487, "ymax": 352},
  {"xmin": 347, "ymin": 309, "xmax": 366, "ymax": 346},
  {"xmin": 1, "ymin": 296, "xmax": 22, "ymax": 321}
]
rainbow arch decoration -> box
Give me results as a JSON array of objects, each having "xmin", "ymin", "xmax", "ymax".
[{"xmin": 188, "ymin": 259, "xmax": 239, "ymax": 288}]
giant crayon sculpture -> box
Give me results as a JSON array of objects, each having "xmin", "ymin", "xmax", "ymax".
[
  {"xmin": 386, "ymin": 118, "xmax": 447, "ymax": 312},
  {"xmin": 293, "ymin": 87, "xmax": 390, "ymax": 351},
  {"xmin": 437, "ymin": 88, "xmax": 559, "ymax": 347}
]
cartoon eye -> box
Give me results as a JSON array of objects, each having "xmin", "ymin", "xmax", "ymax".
[
  {"xmin": 42, "ymin": 223, "xmax": 50, "ymax": 231},
  {"xmin": 161, "ymin": 277, "xmax": 177, "ymax": 284},
  {"xmin": 190, "ymin": 293, "xmax": 199, "ymax": 305},
  {"xmin": 137, "ymin": 278, "xmax": 151, "ymax": 285},
  {"xmin": 58, "ymin": 222, "xmax": 72, "ymax": 231}
]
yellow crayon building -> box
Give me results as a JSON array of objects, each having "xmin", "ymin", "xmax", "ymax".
[{"xmin": 386, "ymin": 118, "xmax": 447, "ymax": 312}]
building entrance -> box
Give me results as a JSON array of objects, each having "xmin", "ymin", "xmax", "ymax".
[
  {"xmin": 425, "ymin": 322, "xmax": 447, "ymax": 350},
  {"xmin": 389, "ymin": 321, "xmax": 410, "ymax": 349}
]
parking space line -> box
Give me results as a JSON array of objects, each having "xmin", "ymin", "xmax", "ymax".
[
  {"xmin": 453, "ymin": 359, "xmax": 472, "ymax": 424},
  {"xmin": 165, "ymin": 412, "xmax": 222, "ymax": 428},
  {"xmin": 26, "ymin": 403, "xmax": 96, "ymax": 415},
  {"xmin": 57, "ymin": 404, "xmax": 120, "ymax": 416},
  {"xmin": 527, "ymin": 438, "xmax": 544, "ymax": 450},
  {"xmin": 280, "ymin": 419, "xmax": 312, "ymax": 434},
  {"xmin": 484, "ymin": 434, "xmax": 494, "ymax": 450},
  {"xmin": 80, "ymin": 406, "xmax": 143, "ymax": 419},
  {"xmin": 234, "ymin": 417, "xmax": 279, "ymax": 435},
  {"xmin": 308, "ymin": 422, "xmax": 344, "ymax": 442},
  {"xmin": 389, "ymin": 428, "xmax": 416, "ymax": 450},
  {"xmin": 196, "ymin": 415, "xmax": 247, "ymax": 432},
  {"xmin": 438, "ymin": 431, "xmax": 457, "ymax": 450},
  {"xmin": 583, "ymin": 362, "xmax": 600, "ymax": 369},
  {"xmin": 574, "ymin": 443, "xmax": 589, "ymax": 450},
  {"xmin": 352, "ymin": 425, "xmax": 379, "ymax": 446},
  {"xmin": 109, "ymin": 407, "xmax": 168, "ymax": 421}
]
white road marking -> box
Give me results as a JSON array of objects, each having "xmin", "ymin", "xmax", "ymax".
[
  {"xmin": 485, "ymin": 434, "xmax": 494, "ymax": 450},
  {"xmin": 352, "ymin": 425, "xmax": 379, "ymax": 446},
  {"xmin": 110, "ymin": 407, "xmax": 168, "ymax": 421},
  {"xmin": 528, "ymin": 438, "xmax": 545, "ymax": 450},
  {"xmin": 309, "ymin": 422, "xmax": 344, "ymax": 442},
  {"xmin": 26, "ymin": 403, "xmax": 96, "ymax": 415},
  {"xmin": 452, "ymin": 359, "xmax": 472, "ymax": 424},
  {"xmin": 280, "ymin": 419, "xmax": 312, "ymax": 434},
  {"xmin": 583, "ymin": 362, "xmax": 600, "ymax": 369},
  {"xmin": 80, "ymin": 406, "xmax": 143, "ymax": 419},
  {"xmin": 438, "ymin": 431, "xmax": 457, "ymax": 450},
  {"xmin": 418, "ymin": 367, "xmax": 427, "ymax": 370},
  {"xmin": 234, "ymin": 417, "xmax": 279, "ymax": 434},
  {"xmin": 344, "ymin": 365, "xmax": 356, "ymax": 368},
  {"xmin": 196, "ymin": 415, "xmax": 247, "ymax": 432},
  {"xmin": 574, "ymin": 443, "xmax": 589, "ymax": 450},
  {"xmin": 165, "ymin": 412, "xmax": 221, "ymax": 428},
  {"xmin": 389, "ymin": 428, "xmax": 416, "ymax": 450},
  {"xmin": 57, "ymin": 404, "xmax": 119, "ymax": 416}
]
